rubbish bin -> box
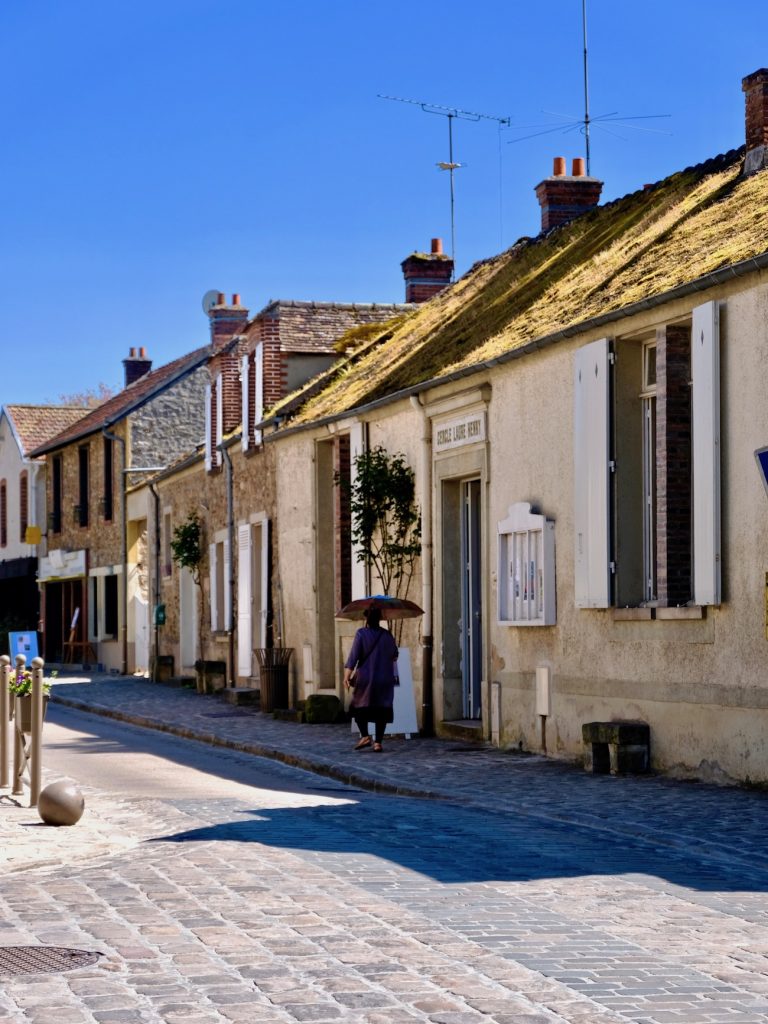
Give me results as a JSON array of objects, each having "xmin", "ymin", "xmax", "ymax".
[{"xmin": 255, "ymin": 647, "xmax": 293, "ymax": 712}]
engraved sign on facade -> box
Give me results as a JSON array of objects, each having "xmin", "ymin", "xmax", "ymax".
[{"xmin": 433, "ymin": 411, "xmax": 486, "ymax": 453}]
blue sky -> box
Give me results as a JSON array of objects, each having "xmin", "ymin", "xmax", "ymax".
[{"xmin": 2, "ymin": 1, "xmax": 767, "ymax": 404}]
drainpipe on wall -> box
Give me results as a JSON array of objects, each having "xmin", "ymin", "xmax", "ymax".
[
  {"xmin": 220, "ymin": 443, "xmax": 235, "ymax": 687},
  {"xmin": 410, "ymin": 395, "xmax": 434, "ymax": 736},
  {"xmin": 103, "ymin": 427, "xmax": 128, "ymax": 676}
]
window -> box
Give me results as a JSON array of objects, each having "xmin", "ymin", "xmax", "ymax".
[
  {"xmin": 51, "ymin": 455, "xmax": 63, "ymax": 534},
  {"xmin": 209, "ymin": 535, "xmax": 230, "ymax": 631},
  {"xmin": 162, "ymin": 510, "xmax": 173, "ymax": 577},
  {"xmin": 78, "ymin": 445, "xmax": 89, "ymax": 528},
  {"xmin": 0, "ymin": 480, "xmax": 6, "ymax": 548},
  {"xmin": 102, "ymin": 436, "xmax": 113, "ymax": 521},
  {"xmin": 89, "ymin": 569, "xmax": 120, "ymax": 640},
  {"xmin": 19, "ymin": 471, "xmax": 28, "ymax": 542},
  {"xmin": 104, "ymin": 576, "xmax": 118, "ymax": 637},
  {"xmin": 573, "ymin": 300, "xmax": 720, "ymax": 610},
  {"xmin": 640, "ymin": 342, "xmax": 657, "ymax": 602}
]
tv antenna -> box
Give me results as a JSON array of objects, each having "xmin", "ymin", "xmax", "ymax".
[
  {"xmin": 509, "ymin": 0, "xmax": 670, "ymax": 175},
  {"xmin": 379, "ymin": 94, "xmax": 511, "ymax": 275}
]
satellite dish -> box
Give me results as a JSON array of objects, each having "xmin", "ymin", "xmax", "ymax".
[{"xmin": 201, "ymin": 289, "xmax": 221, "ymax": 315}]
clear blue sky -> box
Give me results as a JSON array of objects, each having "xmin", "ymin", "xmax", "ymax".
[{"xmin": 2, "ymin": 1, "xmax": 767, "ymax": 404}]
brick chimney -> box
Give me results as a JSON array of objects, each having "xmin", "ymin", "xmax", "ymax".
[
  {"xmin": 743, "ymin": 68, "xmax": 768, "ymax": 176},
  {"xmin": 123, "ymin": 346, "xmax": 152, "ymax": 387},
  {"xmin": 401, "ymin": 238, "xmax": 454, "ymax": 303},
  {"xmin": 207, "ymin": 292, "xmax": 249, "ymax": 349},
  {"xmin": 535, "ymin": 157, "xmax": 603, "ymax": 231}
]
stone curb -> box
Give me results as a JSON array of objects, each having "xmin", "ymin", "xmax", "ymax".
[
  {"xmin": 51, "ymin": 693, "xmax": 442, "ymax": 802},
  {"xmin": 50, "ymin": 692, "xmax": 768, "ymax": 881}
]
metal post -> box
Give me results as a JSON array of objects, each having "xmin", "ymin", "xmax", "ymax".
[
  {"xmin": 12, "ymin": 655, "xmax": 25, "ymax": 797},
  {"xmin": 30, "ymin": 657, "xmax": 44, "ymax": 806},
  {"xmin": 0, "ymin": 655, "xmax": 9, "ymax": 789}
]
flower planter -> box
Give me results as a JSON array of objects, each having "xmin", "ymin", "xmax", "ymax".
[{"xmin": 12, "ymin": 694, "xmax": 49, "ymax": 733}]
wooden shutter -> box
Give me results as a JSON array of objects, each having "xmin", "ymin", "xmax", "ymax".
[
  {"xmin": 254, "ymin": 344, "xmax": 264, "ymax": 445},
  {"xmin": 692, "ymin": 300, "xmax": 721, "ymax": 605},
  {"xmin": 223, "ymin": 537, "xmax": 232, "ymax": 630},
  {"xmin": 241, "ymin": 355, "xmax": 250, "ymax": 453},
  {"xmin": 204, "ymin": 382, "xmax": 212, "ymax": 472},
  {"xmin": 573, "ymin": 338, "xmax": 611, "ymax": 608},
  {"xmin": 209, "ymin": 542, "xmax": 218, "ymax": 629},
  {"xmin": 237, "ymin": 524, "xmax": 252, "ymax": 677},
  {"xmin": 215, "ymin": 373, "xmax": 223, "ymax": 467}
]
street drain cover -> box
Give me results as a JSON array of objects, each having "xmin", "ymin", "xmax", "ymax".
[{"xmin": 0, "ymin": 946, "xmax": 101, "ymax": 976}]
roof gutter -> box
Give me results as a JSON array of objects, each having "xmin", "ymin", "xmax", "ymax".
[{"xmin": 264, "ymin": 247, "xmax": 768, "ymax": 441}]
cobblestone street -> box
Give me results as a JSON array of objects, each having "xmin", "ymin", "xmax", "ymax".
[{"xmin": 2, "ymin": 675, "xmax": 768, "ymax": 1023}]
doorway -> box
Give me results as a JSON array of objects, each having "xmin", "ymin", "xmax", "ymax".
[
  {"xmin": 461, "ymin": 479, "xmax": 483, "ymax": 719},
  {"xmin": 441, "ymin": 477, "xmax": 483, "ymax": 722},
  {"xmin": 179, "ymin": 566, "xmax": 197, "ymax": 672}
]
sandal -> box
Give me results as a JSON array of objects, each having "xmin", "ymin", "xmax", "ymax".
[
  {"xmin": 354, "ymin": 736, "xmax": 372, "ymax": 750},
  {"xmin": 373, "ymin": 742, "xmax": 383, "ymax": 753}
]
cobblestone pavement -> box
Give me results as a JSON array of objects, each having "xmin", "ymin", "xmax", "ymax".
[{"xmin": 1, "ymin": 672, "xmax": 768, "ymax": 1023}]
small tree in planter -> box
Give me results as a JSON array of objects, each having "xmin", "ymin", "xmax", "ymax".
[
  {"xmin": 336, "ymin": 445, "xmax": 422, "ymax": 643},
  {"xmin": 170, "ymin": 511, "xmax": 206, "ymax": 679}
]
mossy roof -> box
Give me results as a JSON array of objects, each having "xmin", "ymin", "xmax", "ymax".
[{"xmin": 281, "ymin": 148, "xmax": 768, "ymax": 427}]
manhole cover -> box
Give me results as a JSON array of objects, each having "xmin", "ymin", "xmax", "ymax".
[{"xmin": 0, "ymin": 946, "xmax": 101, "ymax": 976}]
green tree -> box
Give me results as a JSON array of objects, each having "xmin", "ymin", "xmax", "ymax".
[
  {"xmin": 170, "ymin": 511, "xmax": 205, "ymax": 662},
  {"xmin": 337, "ymin": 445, "xmax": 422, "ymax": 616}
]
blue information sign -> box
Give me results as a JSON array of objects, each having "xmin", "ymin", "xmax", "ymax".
[{"xmin": 8, "ymin": 631, "xmax": 39, "ymax": 661}]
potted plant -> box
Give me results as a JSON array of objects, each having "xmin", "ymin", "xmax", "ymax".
[{"xmin": 9, "ymin": 666, "xmax": 55, "ymax": 732}]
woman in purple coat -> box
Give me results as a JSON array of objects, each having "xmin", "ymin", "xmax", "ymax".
[{"xmin": 343, "ymin": 608, "xmax": 399, "ymax": 752}]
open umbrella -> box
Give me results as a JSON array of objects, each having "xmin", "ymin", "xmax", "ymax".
[{"xmin": 336, "ymin": 594, "xmax": 424, "ymax": 620}]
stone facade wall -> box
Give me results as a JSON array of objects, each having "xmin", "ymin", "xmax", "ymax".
[
  {"xmin": 129, "ymin": 367, "xmax": 209, "ymax": 477},
  {"xmin": 151, "ymin": 442, "xmax": 278, "ymax": 678}
]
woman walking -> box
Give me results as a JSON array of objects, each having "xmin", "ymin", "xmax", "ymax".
[{"xmin": 343, "ymin": 607, "xmax": 399, "ymax": 752}]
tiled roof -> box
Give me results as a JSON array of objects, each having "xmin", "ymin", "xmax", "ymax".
[
  {"xmin": 30, "ymin": 345, "xmax": 211, "ymax": 456},
  {"xmin": 259, "ymin": 301, "xmax": 413, "ymax": 354},
  {"xmin": 5, "ymin": 405, "xmax": 90, "ymax": 459},
  {"xmin": 288, "ymin": 148, "xmax": 768, "ymax": 424}
]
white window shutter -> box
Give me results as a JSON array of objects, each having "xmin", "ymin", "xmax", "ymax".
[
  {"xmin": 260, "ymin": 518, "xmax": 270, "ymax": 648},
  {"xmin": 209, "ymin": 542, "xmax": 218, "ymax": 629},
  {"xmin": 573, "ymin": 338, "xmax": 611, "ymax": 608},
  {"xmin": 204, "ymin": 382, "xmax": 212, "ymax": 472},
  {"xmin": 254, "ymin": 343, "xmax": 264, "ymax": 445},
  {"xmin": 241, "ymin": 355, "xmax": 250, "ymax": 453},
  {"xmin": 215, "ymin": 373, "xmax": 223, "ymax": 466},
  {"xmin": 223, "ymin": 537, "xmax": 232, "ymax": 630},
  {"xmin": 692, "ymin": 300, "xmax": 721, "ymax": 605},
  {"xmin": 237, "ymin": 524, "xmax": 252, "ymax": 677}
]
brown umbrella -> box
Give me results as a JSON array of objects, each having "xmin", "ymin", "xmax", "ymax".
[{"xmin": 336, "ymin": 594, "xmax": 424, "ymax": 620}]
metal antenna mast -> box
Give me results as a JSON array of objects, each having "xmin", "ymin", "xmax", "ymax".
[
  {"xmin": 582, "ymin": 0, "xmax": 592, "ymax": 175},
  {"xmin": 379, "ymin": 94, "xmax": 511, "ymax": 275}
]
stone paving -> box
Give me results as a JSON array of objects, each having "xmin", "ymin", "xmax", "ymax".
[{"xmin": 1, "ymin": 672, "xmax": 768, "ymax": 1023}]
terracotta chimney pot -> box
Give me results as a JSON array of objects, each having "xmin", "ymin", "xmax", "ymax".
[
  {"xmin": 553, "ymin": 157, "xmax": 566, "ymax": 176},
  {"xmin": 572, "ymin": 157, "xmax": 586, "ymax": 177},
  {"xmin": 431, "ymin": 238, "xmax": 443, "ymax": 255}
]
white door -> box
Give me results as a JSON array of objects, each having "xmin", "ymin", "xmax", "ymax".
[
  {"xmin": 251, "ymin": 520, "xmax": 269, "ymax": 653},
  {"xmin": 179, "ymin": 566, "xmax": 197, "ymax": 671},
  {"xmin": 133, "ymin": 595, "xmax": 150, "ymax": 674}
]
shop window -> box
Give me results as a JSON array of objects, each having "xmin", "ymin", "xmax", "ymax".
[{"xmin": 498, "ymin": 503, "xmax": 555, "ymax": 626}]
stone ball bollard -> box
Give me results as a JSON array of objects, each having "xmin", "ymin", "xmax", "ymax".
[{"xmin": 38, "ymin": 781, "xmax": 85, "ymax": 826}]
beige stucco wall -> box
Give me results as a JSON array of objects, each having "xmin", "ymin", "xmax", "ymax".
[{"xmin": 271, "ymin": 271, "xmax": 768, "ymax": 782}]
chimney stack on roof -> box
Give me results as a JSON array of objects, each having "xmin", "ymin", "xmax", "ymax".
[
  {"xmin": 743, "ymin": 68, "xmax": 768, "ymax": 176},
  {"xmin": 534, "ymin": 156, "xmax": 603, "ymax": 232},
  {"xmin": 401, "ymin": 238, "xmax": 454, "ymax": 303},
  {"xmin": 207, "ymin": 292, "xmax": 250, "ymax": 349},
  {"xmin": 123, "ymin": 346, "xmax": 153, "ymax": 387}
]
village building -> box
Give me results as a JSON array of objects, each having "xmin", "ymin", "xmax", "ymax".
[
  {"xmin": 29, "ymin": 346, "xmax": 211, "ymax": 671},
  {"xmin": 264, "ymin": 68, "xmax": 768, "ymax": 784},
  {"xmin": 141, "ymin": 289, "xmax": 423, "ymax": 688},
  {"xmin": 0, "ymin": 404, "xmax": 88, "ymax": 644}
]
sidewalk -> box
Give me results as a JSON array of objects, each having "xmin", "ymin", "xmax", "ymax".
[{"xmin": 5, "ymin": 669, "xmax": 768, "ymax": 878}]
